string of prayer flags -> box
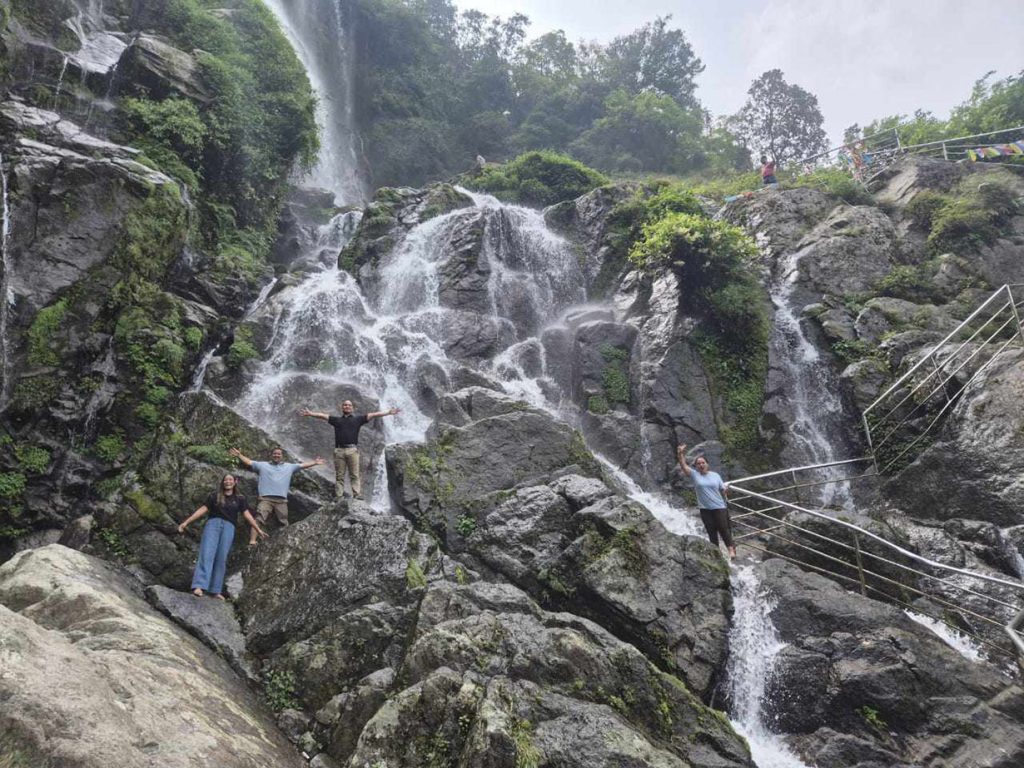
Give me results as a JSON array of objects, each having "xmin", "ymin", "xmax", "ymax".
[{"xmin": 966, "ymin": 141, "xmax": 1024, "ymax": 161}]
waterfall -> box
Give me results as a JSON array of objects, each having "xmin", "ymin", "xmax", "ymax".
[
  {"xmin": 903, "ymin": 610, "xmax": 986, "ymax": 663},
  {"xmin": 53, "ymin": 56, "xmax": 70, "ymax": 108},
  {"xmin": 65, "ymin": 0, "xmax": 126, "ymax": 75},
  {"xmin": 769, "ymin": 247, "xmax": 853, "ymax": 508},
  {"xmin": 727, "ymin": 565, "xmax": 812, "ymax": 768},
  {"xmin": 0, "ymin": 152, "xmax": 13, "ymax": 410},
  {"xmin": 260, "ymin": 0, "xmax": 366, "ymax": 204},
  {"xmin": 228, "ymin": 194, "xmax": 590, "ymax": 507}
]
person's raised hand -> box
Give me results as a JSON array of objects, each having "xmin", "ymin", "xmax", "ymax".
[
  {"xmin": 300, "ymin": 407, "xmax": 312, "ymax": 417},
  {"xmin": 677, "ymin": 444, "xmax": 687, "ymax": 455},
  {"xmin": 389, "ymin": 407, "xmax": 401, "ymax": 416},
  {"xmin": 314, "ymin": 456, "xmax": 326, "ymax": 466},
  {"xmin": 229, "ymin": 447, "xmax": 241, "ymax": 458}
]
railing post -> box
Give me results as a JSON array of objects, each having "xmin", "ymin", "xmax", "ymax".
[
  {"xmin": 791, "ymin": 470, "xmax": 802, "ymax": 506},
  {"xmin": 853, "ymin": 534, "xmax": 868, "ymax": 596},
  {"xmin": 1007, "ymin": 285, "xmax": 1024, "ymax": 348},
  {"xmin": 942, "ymin": 142, "xmax": 949, "ymax": 161},
  {"xmin": 931, "ymin": 356, "xmax": 950, "ymax": 404}
]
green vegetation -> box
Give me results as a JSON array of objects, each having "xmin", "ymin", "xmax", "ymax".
[
  {"xmin": 926, "ymin": 179, "xmax": 1019, "ymax": 254},
  {"xmin": 14, "ymin": 444, "xmax": 50, "ymax": 474},
  {"xmin": 0, "ymin": 472, "xmax": 26, "ymax": 499},
  {"xmin": 509, "ymin": 718, "xmax": 541, "ymax": 768},
  {"xmin": 96, "ymin": 527, "xmax": 130, "ymax": 559},
  {"xmin": 226, "ymin": 327, "xmax": 260, "ymax": 370},
  {"xmin": 587, "ymin": 394, "xmax": 610, "ymax": 414},
  {"xmin": 581, "ymin": 525, "xmax": 648, "ymax": 577},
  {"xmin": 857, "ymin": 704, "xmax": 888, "ymax": 732},
  {"xmin": 456, "ymin": 512, "xmax": 477, "ymax": 538},
  {"xmin": 600, "ymin": 345, "xmax": 631, "ymax": 406},
  {"xmin": 263, "ymin": 668, "xmax": 300, "ymax": 711},
  {"xmin": 466, "ymin": 151, "xmax": 608, "ymax": 207},
  {"xmin": 26, "ymin": 298, "xmax": 68, "ymax": 367},
  {"xmin": 406, "ymin": 557, "xmax": 428, "ymax": 588},
  {"xmin": 94, "ymin": 436, "xmax": 128, "ymax": 466},
  {"xmin": 352, "ymin": 4, "xmax": 745, "ymax": 185}
]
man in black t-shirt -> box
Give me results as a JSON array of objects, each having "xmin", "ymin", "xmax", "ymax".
[{"xmin": 301, "ymin": 400, "xmax": 401, "ymax": 499}]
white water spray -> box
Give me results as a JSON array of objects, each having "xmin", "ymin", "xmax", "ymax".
[
  {"xmin": 727, "ymin": 565, "xmax": 812, "ymax": 768},
  {"xmin": 0, "ymin": 151, "xmax": 12, "ymax": 408},
  {"xmin": 770, "ymin": 248, "xmax": 853, "ymax": 508},
  {"xmin": 903, "ymin": 610, "xmax": 985, "ymax": 663},
  {"xmin": 260, "ymin": 0, "xmax": 366, "ymax": 203}
]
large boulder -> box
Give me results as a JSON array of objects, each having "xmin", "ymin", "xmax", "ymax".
[
  {"xmin": 115, "ymin": 34, "xmax": 212, "ymax": 102},
  {"xmin": 0, "ymin": 545, "xmax": 304, "ymax": 768},
  {"xmin": 464, "ymin": 475, "xmax": 734, "ymax": 698},
  {"xmin": 759, "ymin": 558, "xmax": 1024, "ymax": 768},
  {"xmin": 340, "ymin": 581, "xmax": 754, "ymax": 768},
  {"xmin": 885, "ymin": 350, "xmax": 1024, "ymax": 526}
]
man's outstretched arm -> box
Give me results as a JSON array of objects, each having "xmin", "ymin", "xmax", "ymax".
[
  {"xmin": 229, "ymin": 447, "xmax": 254, "ymax": 468},
  {"xmin": 298, "ymin": 456, "xmax": 327, "ymax": 470},
  {"xmin": 300, "ymin": 408, "xmax": 331, "ymax": 421},
  {"xmin": 367, "ymin": 407, "xmax": 401, "ymax": 421}
]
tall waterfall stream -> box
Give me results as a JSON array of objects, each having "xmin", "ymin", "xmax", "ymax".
[{"xmin": 223, "ymin": 5, "xmax": 810, "ymax": 763}]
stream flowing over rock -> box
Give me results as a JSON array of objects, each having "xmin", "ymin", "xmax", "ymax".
[{"xmin": 3, "ymin": 0, "xmax": 1024, "ymax": 765}]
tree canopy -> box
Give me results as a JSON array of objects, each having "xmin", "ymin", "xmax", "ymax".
[
  {"xmin": 351, "ymin": 0, "xmax": 720, "ymax": 186},
  {"xmin": 733, "ymin": 69, "xmax": 828, "ymax": 165}
]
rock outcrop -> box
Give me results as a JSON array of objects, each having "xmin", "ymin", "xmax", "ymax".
[{"xmin": 0, "ymin": 545, "xmax": 304, "ymax": 768}]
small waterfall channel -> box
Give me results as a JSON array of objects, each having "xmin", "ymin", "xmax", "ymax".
[
  {"xmin": 0, "ymin": 151, "xmax": 12, "ymax": 409},
  {"xmin": 727, "ymin": 566, "xmax": 812, "ymax": 768},
  {"xmin": 770, "ymin": 247, "xmax": 854, "ymax": 508}
]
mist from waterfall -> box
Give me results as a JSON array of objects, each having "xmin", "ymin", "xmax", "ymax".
[{"xmin": 727, "ymin": 565, "xmax": 812, "ymax": 768}]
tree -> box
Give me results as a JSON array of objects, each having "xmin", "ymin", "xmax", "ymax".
[
  {"xmin": 599, "ymin": 17, "xmax": 704, "ymax": 110},
  {"xmin": 570, "ymin": 89, "xmax": 705, "ymax": 173},
  {"xmin": 734, "ymin": 69, "xmax": 827, "ymax": 165}
]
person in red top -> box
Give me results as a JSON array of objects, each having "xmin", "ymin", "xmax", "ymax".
[{"xmin": 761, "ymin": 155, "xmax": 777, "ymax": 185}]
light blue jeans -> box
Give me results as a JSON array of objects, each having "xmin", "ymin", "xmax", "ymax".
[{"xmin": 191, "ymin": 517, "xmax": 235, "ymax": 595}]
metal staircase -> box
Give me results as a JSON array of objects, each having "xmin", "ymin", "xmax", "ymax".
[{"xmin": 727, "ymin": 284, "xmax": 1024, "ymax": 670}]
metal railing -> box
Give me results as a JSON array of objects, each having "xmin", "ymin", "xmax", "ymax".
[
  {"xmin": 862, "ymin": 283, "xmax": 1024, "ymax": 474},
  {"xmin": 727, "ymin": 461, "xmax": 1024, "ymax": 670}
]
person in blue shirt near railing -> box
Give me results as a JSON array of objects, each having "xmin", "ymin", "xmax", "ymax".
[{"xmin": 677, "ymin": 444, "xmax": 737, "ymax": 559}]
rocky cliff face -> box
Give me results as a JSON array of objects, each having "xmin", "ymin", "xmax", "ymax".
[{"xmin": 3, "ymin": 1, "xmax": 1024, "ymax": 766}]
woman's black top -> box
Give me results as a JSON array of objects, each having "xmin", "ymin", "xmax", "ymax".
[{"xmin": 205, "ymin": 492, "xmax": 248, "ymax": 527}]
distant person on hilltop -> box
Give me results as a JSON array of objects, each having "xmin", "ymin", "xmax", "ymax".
[
  {"xmin": 761, "ymin": 154, "xmax": 778, "ymax": 186},
  {"xmin": 228, "ymin": 446, "xmax": 325, "ymax": 546},
  {"xmin": 300, "ymin": 400, "xmax": 401, "ymax": 500},
  {"xmin": 677, "ymin": 444, "xmax": 736, "ymax": 559}
]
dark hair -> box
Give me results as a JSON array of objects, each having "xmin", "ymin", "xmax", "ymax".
[
  {"xmin": 760, "ymin": 155, "xmax": 768, "ymax": 163},
  {"xmin": 217, "ymin": 474, "xmax": 237, "ymax": 508},
  {"xmin": 271, "ymin": 446, "xmax": 284, "ymax": 453}
]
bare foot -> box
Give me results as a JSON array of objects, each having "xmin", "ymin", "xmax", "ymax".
[
  {"xmin": 728, "ymin": 546, "xmax": 737, "ymax": 559},
  {"xmin": 212, "ymin": 594, "xmax": 226, "ymax": 601},
  {"xmin": 248, "ymin": 540, "xmax": 258, "ymax": 548},
  {"xmin": 192, "ymin": 588, "xmax": 204, "ymax": 597}
]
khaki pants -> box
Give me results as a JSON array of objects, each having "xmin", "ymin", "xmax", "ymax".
[
  {"xmin": 255, "ymin": 497, "xmax": 289, "ymax": 528},
  {"xmin": 334, "ymin": 447, "xmax": 361, "ymax": 498}
]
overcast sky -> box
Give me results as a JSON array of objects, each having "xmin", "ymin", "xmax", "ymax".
[{"xmin": 455, "ymin": 0, "xmax": 1023, "ymax": 146}]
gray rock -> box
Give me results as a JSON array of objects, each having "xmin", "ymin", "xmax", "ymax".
[
  {"xmin": 885, "ymin": 350, "xmax": 1024, "ymax": 526},
  {"xmin": 117, "ymin": 34, "xmax": 212, "ymax": 102},
  {"xmin": 145, "ymin": 584, "xmax": 258, "ymax": 682},
  {"xmin": 58, "ymin": 514, "xmax": 95, "ymax": 550},
  {"xmin": 342, "ymin": 581, "xmax": 752, "ymax": 768},
  {"xmin": 873, "ymin": 155, "xmax": 963, "ymax": 208},
  {"xmin": 759, "ymin": 558, "xmax": 1024, "ymax": 768},
  {"xmin": 0, "ymin": 545, "xmax": 304, "ymax": 768},
  {"xmin": 238, "ymin": 511, "xmax": 421, "ymax": 654},
  {"xmin": 841, "ymin": 357, "xmax": 891, "ymax": 412}
]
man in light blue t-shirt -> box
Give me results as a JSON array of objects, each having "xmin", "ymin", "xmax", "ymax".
[
  {"xmin": 677, "ymin": 444, "xmax": 736, "ymax": 558},
  {"xmin": 229, "ymin": 446, "xmax": 325, "ymax": 546}
]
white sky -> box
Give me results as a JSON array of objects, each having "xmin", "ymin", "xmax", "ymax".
[{"xmin": 455, "ymin": 0, "xmax": 1024, "ymax": 146}]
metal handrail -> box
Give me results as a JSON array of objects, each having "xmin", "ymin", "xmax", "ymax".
[
  {"xmin": 862, "ymin": 284, "xmax": 1024, "ymax": 472},
  {"xmin": 728, "ymin": 482, "xmax": 1024, "ymax": 669}
]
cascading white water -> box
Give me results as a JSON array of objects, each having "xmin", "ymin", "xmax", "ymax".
[
  {"xmin": 903, "ymin": 610, "xmax": 986, "ymax": 663},
  {"xmin": 260, "ymin": 0, "xmax": 366, "ymax": 203},
  {"xmin": 0, "ymin": 151, "xmax": 12, "ymax": 409},
  {"xmin": 727, "ymin": 565, "xmax": 812, "ymax": 768},
  {"xmin": 65, "ymin": 0, "xmax": 126, "ymax": 74},
  {"xmin": 770, "ymin": 248, "xmax": 853, "ymax": 508}
]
